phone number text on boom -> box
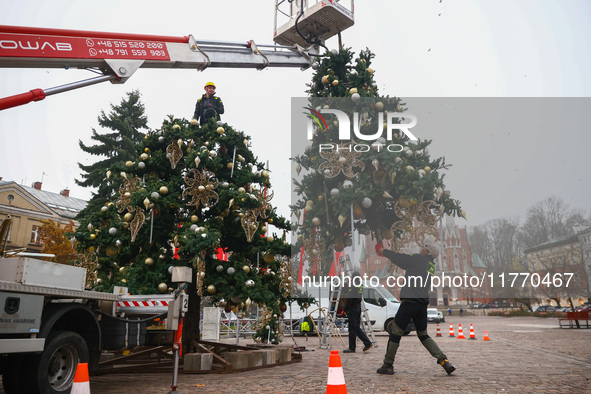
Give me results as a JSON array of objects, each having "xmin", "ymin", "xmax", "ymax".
[{"xmin": 492, "ymin": 272, "xmax": 574, "ymax": 288}]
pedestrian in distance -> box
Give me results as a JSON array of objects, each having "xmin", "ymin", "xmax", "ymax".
[
  {"xmin": 375, "ymin": 241, "xmax": 456, "ymax": 375},
  {"xmin": 193, "ymin": 81, "xmax": 224, "ymax": 125},
  {"xmin": 342, "ymin": 271, "xmax": 373, "ymax": 353},
  {"xmin": 460, "ymin": 308, "xmax": 464, "ymax": 317},
  {"xmin": 448, "ymin": 307, "xmax": 452, "ymax": 316}
]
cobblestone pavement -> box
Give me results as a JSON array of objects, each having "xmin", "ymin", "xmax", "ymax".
[{"xmin": 4, "ymin": 316, "xmax": 591, "ymax": 393}]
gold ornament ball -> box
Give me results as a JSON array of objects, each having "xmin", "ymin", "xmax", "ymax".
[
  {"xmin": 145, "ymin": 257, "xmax": 154, "ymax": 266},
  {"xmin": 121, "ymin": 279, "xmax": 127, "ymax": 283},
  {"xmin": 191, "ymin": 215, "xmax": 199, "ymax": 223},
  {"xmin": 90, "ymin": 234, "xmax": 96, "ymax": 240},
  {"xmin": 424, "ymin": 166, "xmax": 431, "ymax": 173},
  {"xmin": 123, "ymin": 213, "xmax": 133, "ymax": 222},
  {"xmin": 267, "ymin": 218, "xmax": 273, "ymax": 224},
  {"xmin": 158, "ymin": 283, "xmax": 168, "ymax": 293},
  {"xmin": 332, "ymin": 80, "xmax": 339, "ymax": 86},
  {"xmin": 243, "ymin": 265, "xmax": 251, "ymax": 274},
  {"xmin": 216, "ymin": 126, "xmax": 225, "ymax": 134},
  {"xmin": 349, "ymin": 87, "xmax": 358, "ymax": 94},
  {"xmin": 125, "ymin": 161, "xmax": 134, "ymax": 167},
  {"xmin": 375, "ymin": 101, "xmax": 384, "ymax": 111},
  {"xmin": 207, "ymin": 284, "xmax": 216, "ymax": 294},
  {"xmin": 260, "ymin": 226, "xmax": 267, "ymax": 233},
  {"xmin": 261, "ymin": 170, "xmax": 269, "ymax": 178},
  {"xmin": 140, "ymin": 153, "xmax": 149, "ymax": 161},
  {"xmin": 159, "ymin": 186, "xmax": 169, "ymax": 195},
  {"xmin": 119, "ymin": 267, "xmax": 125, "ymax": 273},
  {"xmin": 263, "ymin": 253, "xmax": 274, "ymax": 263},
  {"xmin": 266, "ymin": 235, "xmax": 274, "ymax": 242},
  {"xmin": 227, "ymin": 163, "xmax": 233, "ymax": 169},
  {"xmin": 312, "ymin": 217, "xmax": 321, "ymax": 226},
  {"xmin": 238, "ymin": 187, "xmax": 246, "ymax": 193}
]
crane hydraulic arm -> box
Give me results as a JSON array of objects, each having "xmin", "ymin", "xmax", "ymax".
[{"xmin": 0, "ymin": 25, "xmax": 318, "ymax": 110}]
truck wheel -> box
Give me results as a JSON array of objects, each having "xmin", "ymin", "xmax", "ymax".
[{"xmin": 23, "ymin": 331, "xmax": 89, "ymax": 394}]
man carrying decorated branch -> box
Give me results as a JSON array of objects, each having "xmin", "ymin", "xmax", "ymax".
[{"xmin": 375, "ymin": 241, "xmax": 456, "ymax": 375}]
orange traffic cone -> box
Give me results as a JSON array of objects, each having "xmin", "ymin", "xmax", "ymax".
[
  {"xmin": 483, "ymin": 330, "xmax": 491, "ymax": 341},
  {"xmin": 436, "ymin": 324, "xmax": 442, "ymax": 337},
  {"xmin": 449, "ymin": 323, "xmax": 454, "ymax": 337},
  {"xmin": 71, "ymin": 363, "xmax": 90, "ymax": 394},
  {"xmin": 468, "ymin": 324, "xmax": 477, "ymax": 340},
  {"xmin": 327, "ymin": 350, "xmax": 347, "ymax": 394},
  {"xmin": 457, "ymin": 324, "xmax": 466, "ymax": 339}
]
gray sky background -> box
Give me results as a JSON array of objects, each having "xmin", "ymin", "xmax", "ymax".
[{"xmin": 1, "ymin": 0, "xmax": 590, "ymax": 230}]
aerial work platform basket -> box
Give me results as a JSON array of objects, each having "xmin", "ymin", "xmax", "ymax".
[{"xmin": 273, "ymin": 0, "xmax": 354, "ymax": 47}]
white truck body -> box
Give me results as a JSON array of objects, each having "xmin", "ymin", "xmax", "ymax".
[{"xmin": 0, "ymin": 257, "xmax": 179, "ymax": 393}]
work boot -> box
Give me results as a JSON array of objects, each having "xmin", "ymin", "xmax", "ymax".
[
  {"xmin": 376, "ymin": 364, "xmax": 394, "ymax": 375},
  {"xmin": 343, "ymin": 348, "xmax": 355, "ymax": 353},
  {"xmin": 440, "ymin": 359, "xmax": 456, "ymax": 375}
]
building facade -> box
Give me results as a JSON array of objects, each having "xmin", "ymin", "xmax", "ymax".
[
  {"xmin": 524, "ymin": 227, "xmax": 591, "ymax": 307},
  {"xmin": 0, "ymin": 179, "xmax": 87, "ymax": 254}
]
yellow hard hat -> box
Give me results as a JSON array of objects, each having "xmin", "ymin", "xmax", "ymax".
[{"xmin": 204, "ymin": 82, "xmax": 216, "ymax": 88}]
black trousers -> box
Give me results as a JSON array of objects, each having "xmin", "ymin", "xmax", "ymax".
[{"xmin": 347, "ymin": 308, "xmax": 371, "ymax": 350}]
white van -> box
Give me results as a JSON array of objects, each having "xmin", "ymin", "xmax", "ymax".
[{"xmin": 285, "ymin": 283, "xmax": 413, "ymax": 334}]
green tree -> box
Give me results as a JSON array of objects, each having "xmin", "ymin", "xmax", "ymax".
[
  {"xmin": 73, "ymin": 114, "xmax": 298, "ymax": 347},
  {"xmin": 76, "ymin": 90, "xmax": 148, "ymax": 217},
  {"xmin": 292, "ymin": 48, "xmax": 463, "ymax": 276}
]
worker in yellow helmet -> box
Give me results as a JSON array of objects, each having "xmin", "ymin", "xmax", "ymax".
[{"xmin": 193, "ymin": 81, "xmax": 224, "ymax": 125}]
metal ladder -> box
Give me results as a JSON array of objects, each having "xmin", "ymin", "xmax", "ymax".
[{"xmin": 319, "ymin": 254, "xmax": 377, "ymax": 349}]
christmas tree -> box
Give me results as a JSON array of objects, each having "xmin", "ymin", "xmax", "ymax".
[
  {"xmin": 292, "ymin": 48, "xmax": 464, "ymax": 276},
  {"xmin": 73, "ymin": 110, "xmax": 301, "ymax": 346}
]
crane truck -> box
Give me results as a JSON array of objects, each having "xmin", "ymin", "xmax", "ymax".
[{"xmin": 0, "ymin": 1, "xmax": 355, "ymax": 392}]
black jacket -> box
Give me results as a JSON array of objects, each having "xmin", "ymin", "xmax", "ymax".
[
  {"xmin": 193, "ymin": 94, "xmax": 224, "ymax": 125},
  {"xmin": 383, "ymin": 249, "xmax": 435, "ymax": 304}
]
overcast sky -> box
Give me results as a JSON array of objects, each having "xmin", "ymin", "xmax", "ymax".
[{"xmin": 1, "ymin": 0, "xmax": 590, "ymax": 230}]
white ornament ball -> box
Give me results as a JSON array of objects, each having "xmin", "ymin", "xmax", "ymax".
[
  {"xmin": 227, "ymin": 267, "xmax": 235, "ymax": 275},
  {"xmin": 343, "ymin": 180, "xmax": 353, "ymax": 189},
  {"xmin": 191, "ymin": 224, "xmax": 198, "ymax": 232},
  {"xmin": 108, "ymin": 227, "xmax": 117, "ymax": 236},
  {"xmin": 190, "ymin": 118, "xmax": 198, "ymax": 126},
  {"xmin": 137, "ymin": 162, "xmax": 146, "ymax": 169},
  {"xmin": 351, "ymin": 93, "xmax": 360, "ymax": 102},
  {"xmin": 312, "ymin": 217, "xmax": 321, "ymax": 226},
  {"xmin": 151, "ymin": 192, "xmax": 160, "ymax": 200},
  {"xmin": 361, "ymin": 197, "xmax": 373, "ymax": 209},
  {"xmin": 216, "ymin": 265, "xmax": 224, "ymax": 273},
  {"xmin": 330, "ymin": 188, "xmax": 340, "ymax": 197},
  {"xmin": 101, "ymin": 206, "xmax": 108, "ymax": 212}
]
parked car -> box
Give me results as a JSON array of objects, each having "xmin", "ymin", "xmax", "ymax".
[
  {"xmin": 437, "ymin": 310, "xmax": 445, "ymax": 323},
  {"xmin": 576, "ymin": 305, "xmax": 591, "ymax": 313},
  {"xmin": 532, "ymin": 305, "xmax": 555, "ymax": 312},
  {"xmin": 427, "ymin": 308, "xmax": 443, "ymax": 323}
]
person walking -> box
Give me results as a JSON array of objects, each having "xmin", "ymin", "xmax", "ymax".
[
  {"xmin": 375, "ymin": 241, "xmax": 456, "ymax": 375},
  {"xmin": 459, "ymin": 308, "xmax": 464, "ymax": 317},
  {"xmin": 342, "ymin": 271, "xmax": 373, "ymax": 353},
  {"xmin": 193, "ymin": 81, "xmax": 224, "ymax": 125}
]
